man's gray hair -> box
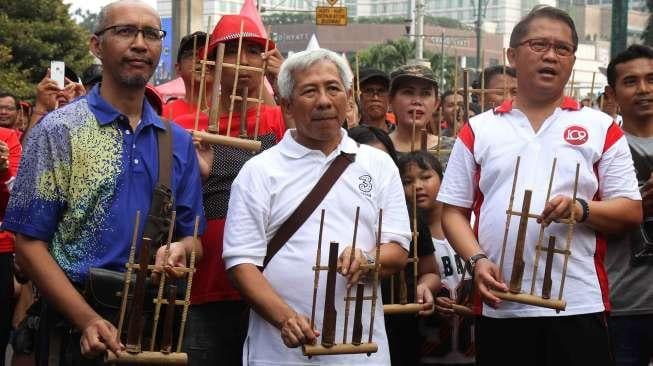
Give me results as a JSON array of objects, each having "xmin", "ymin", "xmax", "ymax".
[{"xmin": 277, "ymin": 48, "xmax": 353, "ymax": 100}]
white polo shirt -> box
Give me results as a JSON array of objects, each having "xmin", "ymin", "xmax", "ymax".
[
  {"xmin": 224, "ymin": 128, "xmax": 411, "ymax": 365},
  {"xmin": 438, "ymin": 97, "xmax": 640, "ymax": 318}
]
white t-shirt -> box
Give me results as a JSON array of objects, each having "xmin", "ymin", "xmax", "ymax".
[
  {"xmin": 438, "ymin": 98, "xmax": 640, "ymax": 318},
  {"xmin": 223, "ymin": 129, "xmax": 411, "ymax": 365},
  {"xmin": 420, "ymin": 238, "xmax": 475, "ymax": 365}
]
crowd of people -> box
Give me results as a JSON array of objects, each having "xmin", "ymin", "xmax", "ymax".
[{"xmin": 0, "ymin": 1, "xmax": 652, "ymax": 365}]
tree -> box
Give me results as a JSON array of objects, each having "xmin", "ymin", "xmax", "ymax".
[
  {"xmin": 0, "ymin": 0, "xmax": 94, "ymax": 100},
  {"xmin": 356, "ymin": 38, "xmax": 417, "ymax": 71},
  {"xmin": 74, "ymin": 8, "xmax": 99, "ymax": 34},
  {"xmin": 353, "ymin": 38, "xmax": 457, "ymax": 94}
]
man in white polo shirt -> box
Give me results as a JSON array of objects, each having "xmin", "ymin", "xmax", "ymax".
[
  {"xmin": 223, "ymin": 48, "xmax": 411, "ymax": 365},
  {"xmin": 438, "ymin": 6, "xmax": 641, "ymax": 365}
]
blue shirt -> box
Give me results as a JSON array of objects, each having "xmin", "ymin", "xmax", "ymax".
[{"xmin": 3, "ymin": 85, "xmax": 206, "ymax": 283}]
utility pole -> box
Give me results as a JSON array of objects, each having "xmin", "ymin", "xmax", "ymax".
[
  {"xmin": 441, "ymin": 31, "xmax": 445, "ymax": 88},
  {"xmin": 474, "ymin": 0, "xmax": 489, "ymax": 70},
  {"xmin": 610, "ymin": 0, "xmax": 629, "ymax": 58},
  {"xmin": 415, "ymin": 0, "xmax": 425, "ymax": 60}
]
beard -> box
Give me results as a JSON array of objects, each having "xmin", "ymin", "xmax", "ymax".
[{"xmin": 120, "ymin": 73, "xmax": 150, "ymax": 88}]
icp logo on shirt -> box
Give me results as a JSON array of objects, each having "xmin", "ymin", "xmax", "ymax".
[{"xmin": 564, "ymin": 125, "xmax": 588, "ymax": 145}]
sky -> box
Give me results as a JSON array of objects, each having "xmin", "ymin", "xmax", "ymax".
[{"xmin": 63, "ymin": 0, "xmax": 157, "ymax": 16}]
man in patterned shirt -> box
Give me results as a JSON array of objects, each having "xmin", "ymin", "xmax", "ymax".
[{"xmin": 2, "ymin": 1, "xmax": 205, "ymax": 363}]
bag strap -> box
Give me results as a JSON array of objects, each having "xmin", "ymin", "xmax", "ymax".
[
  {"xmin": 157, "ymin": 119, "xmax": 173, "ymax": 188},
  {"xmin": 262, "ymin": 152, "xmax": 356, "ymax": 269}
]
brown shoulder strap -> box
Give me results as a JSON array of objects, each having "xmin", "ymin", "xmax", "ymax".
[
  {"xmin": 157, "ymin": 119, "xmax": 173, "ymax": 188},
  {"xmin": 262, "ymin": 152, "xmax": 355, "ymax": 269}
]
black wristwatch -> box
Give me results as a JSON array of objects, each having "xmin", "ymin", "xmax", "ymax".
[
  {"xmin": 575, "ymin": 197, "xmax": 589, "ymax": 223},
  {"xmin": 466, "ymin": 252, "xmax": 488, "ymax": 275}
]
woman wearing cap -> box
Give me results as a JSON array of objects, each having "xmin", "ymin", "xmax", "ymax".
[{"xmin": 388, "ymin": 64, "xmax": 441, "ymax": 153}]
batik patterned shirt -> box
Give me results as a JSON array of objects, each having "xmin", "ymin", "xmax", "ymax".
[{"xmin": 2, "ymin": 85, "xmax": 206, "ymax": 283}]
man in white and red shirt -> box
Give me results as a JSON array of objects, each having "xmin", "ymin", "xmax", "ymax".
[{"xmin": 438, "ymin": 6, "xmax": 641, "ymax": 365}]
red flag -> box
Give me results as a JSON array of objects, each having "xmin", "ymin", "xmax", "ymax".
[
  {"xmin": 239, "ymin": 0, "xmax": 267, "ymax": 38},
  {"xmin": 239, "ymin": 0, "xmax": 274, "ymax": 95}
]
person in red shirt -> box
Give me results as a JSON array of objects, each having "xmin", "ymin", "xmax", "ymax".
[
  {"xmin": 0, "ymin": 126, "xmax": 22, "ymax": 366},
  {"xmin": 173, "ymin": 15, "xmax": 286, "ymax": 366},
  {"xmin": 161, "ymin": 31, "xmax": 209, "ymax": 119}
]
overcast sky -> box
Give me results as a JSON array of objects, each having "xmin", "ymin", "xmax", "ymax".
[{"xmin": 63, "ymin": 0, "xmax": 157, "ymax": 16}]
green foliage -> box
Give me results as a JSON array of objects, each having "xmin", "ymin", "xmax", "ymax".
[
  {"xmin": 353, "ymin": 38, "xmax": 457, "ymax": 91},
  {"xmin": 0, "ymin": 0, "xmax": 94, "ymax": 100},
  {"xmin": 74, "ymin": 8, "xmax": 99, "ymax": 34}
]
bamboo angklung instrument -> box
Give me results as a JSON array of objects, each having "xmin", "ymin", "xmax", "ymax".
[
  {"xmin": 150, "ymin": 211, "xmax": 178, "ymax": 351},
  {"xmin": 529, "ymin": 158, "xmax": 557, "ymax": 295},
  {"xmin": 193, "ymin": 24, "xmax": 212, "ymax": 131},
  {"xmin": 568, "ymin": 69, "xmax": 576, "ymax": 97},
  {"xmin": 208, "ymin": 43, "xmax": 225, "ymax": 134},
  {"xmin": 189, "ymin": 35, "xmax": 198, "ymax": 113},
  {"xmin": 489, "ymin": 158, "xmax": 578, "ymax": 312},
  {"xmin": 342, "ymin": 207, "xmax": 361, "ymax": 344},
  {"xmin": 384, "ymin": 120, "xmax": 422, "ymax": 314},
  {"xmin": 589, "ymin": 72, "xmax": 596, "ymax": 107},
  {"xmin": 462, "ymin": 69, "xmax": 470, "ymax": 123},
  {"xmin": 321, "ymin": 241, "xmax": 339, "ymax": 347},
  {"xmin": 125, "ymin": 219, "xmax": 154, "ymax": 353},
  {"xmin": 239, "ymin": 86, "xmax": 249, "ymax": 138},
  {"xmin": 310, "ymin": 210, "xmax": 326, "ymax": 332},
  {"xmin": 479, "ymin": 49, "xmax": 485, "ymax": 112},
  {"xmin": 117, "ymin": 211, "xmax": 141, "ymax": 339},
  {"xmin": 303, "ymin": 209, "xmax": 380, "ymax": 357},
  {"xmin": 352, "ymin": 283, "xmax": 365, "ymax": 345},
  {"xmin": 193, "ymin": 19, "xmax": 264, "ymax": 152},
  {"xmin": 355, "ymin": 51, "xmax": 361, "ymax": 101},
  {"xmin": 508, "ymin": 189, "xmax": 532, "ymax": 294},
  {"xmin": 502, "ymin": 48, "xmax": 507, "ymax": 100},
  {"xmin": 556, "ymin": 164, "xmax": 581, "ymax": 308},
  {"xmin": 541, "ymin": 236, "xmax": 556, "ymax": 299},
  {"xmin": 499, "ymin": 157, "xmax": 520, "ymax": 271},
  {"xmin": 253, "ymin": 28, "xmax": 272, "ymax": 139},
  {"xmin": 108, "ymin": 216, "xmax": 200, "ymax": 365},
  {"xmin": 453, "ymin": 55, "xmax": 460, "ymax": 130}
]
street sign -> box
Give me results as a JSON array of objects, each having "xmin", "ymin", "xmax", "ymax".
[{"xmin": 316, "ymin": 6, "xmax": 347, "ymax": 26}]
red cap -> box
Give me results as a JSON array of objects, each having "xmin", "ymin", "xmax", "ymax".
[
  {"xmin": 206, "ymin": 15, "xmax": 275, "ymax": 56},
  {"xmin": 145, "ymin": 84, "xmax": 164, "ymax": 116}
]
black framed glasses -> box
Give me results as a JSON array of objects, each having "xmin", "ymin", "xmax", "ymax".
[
  {"xmin": 95, "ymin": 25, "xmax": 166, "ymax": 42},
  {"xmin": 518, "ymin": 38, "xmax": 575, "ymax": 57}
]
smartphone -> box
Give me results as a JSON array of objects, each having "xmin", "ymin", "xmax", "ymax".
[{"xmin": 51, "ymin": 61, "xmax": 65, "ymax": 89}]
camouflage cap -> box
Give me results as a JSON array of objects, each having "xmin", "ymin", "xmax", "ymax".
[{"xmin": 389, "ymin": 64, "xmax": 438, "ymax": 94}]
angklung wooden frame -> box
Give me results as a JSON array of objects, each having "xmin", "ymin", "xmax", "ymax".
[
  {"xmin": 189, "ymin": 19, "xmax": 274, "ymax": 152},
  {"xmin": 489, "ymin": 157, "xmax": 580, "ymax": 312},
  {"xmin": 303, "ymin": 208, "xmax": 383, "ymax": 357},
  {"xmin": 106, "ymin": 212, "xmax": 200, "ymax": 365}
]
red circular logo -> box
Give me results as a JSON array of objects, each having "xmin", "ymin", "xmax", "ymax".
[{"xmin": 563, "ymin": 125, "xmax": 588, "ymax": 145}]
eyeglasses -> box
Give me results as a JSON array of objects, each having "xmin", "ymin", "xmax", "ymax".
[
  {"xmin": 95, "ymin": 25, "xmax": 166, "ymax": 42},
  {"xmin": 361, "ymin": 87, "xmax": 389, "ymax": 98},
  {"xmin": 518, "ymin": 38, "xmax": 575, "ymax": 57}
]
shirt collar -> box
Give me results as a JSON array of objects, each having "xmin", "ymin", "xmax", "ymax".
[
  {"xmin": 493, "ymin": 96, "xmax": 581, "ymax": 114},
  {"xmin": 279, "ymin": 128, "xmax": 358, "ymax": 159},
  {"xmin": 86, "ymin": 84, "xmax": 165, "ymax": 130}
]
